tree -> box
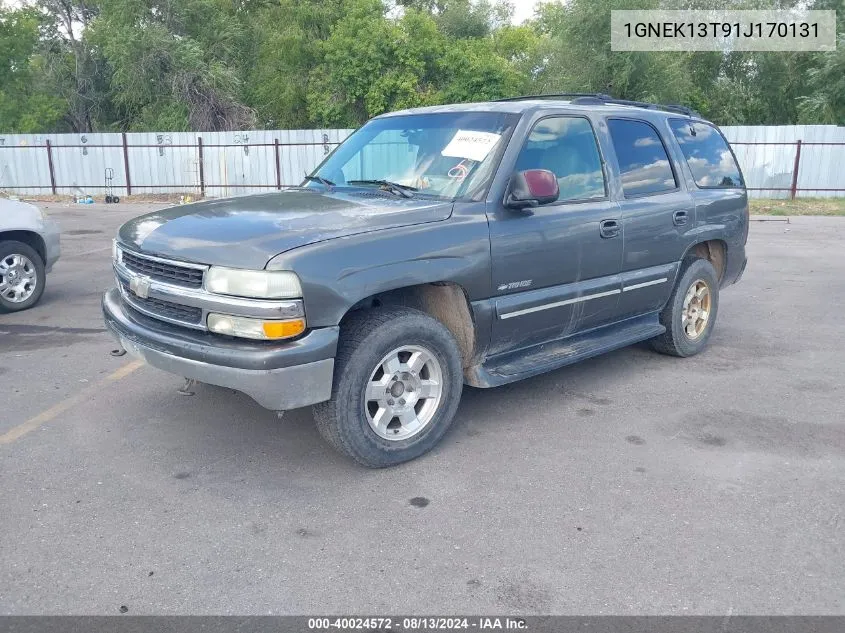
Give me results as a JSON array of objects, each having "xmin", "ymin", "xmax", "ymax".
[
  {"xmin": 0, "ymin": 7, "xmax": 66, "ymax": 132},
  {"xmin": 245, "ymin": 0, "xmax": 350, "ymax": 129},
  {"xmin": 90, "ymin": 0, "xmax": 255, "ymax": 131},
  {"xmin": 530, "ymin": 0, "xmax": 695, "ymax": 104},
  {"xmin": 1, "ymin": 0, "xmax": 841, "ymax": 132},
  {"xmin": 34, "ymin": 0, "xmax": 109, "ymax": 133},
  {"xmin": 306, "ymin": 0, "xmax": 534, "ymax": 126},
  {"xmin": 798, "ymin": 32, "xmax": 845, "ymax": 124},
  {"xmin": 306, "ymin": 1, "xmax": 445, "ymax": 126}
]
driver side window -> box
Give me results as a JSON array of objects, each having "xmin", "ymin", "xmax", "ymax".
[{"xmin": 515, "ymin": 116, "xmax": 606, "ymax": 202}]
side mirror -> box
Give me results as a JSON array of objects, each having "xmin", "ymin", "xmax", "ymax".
[{"xmin": 506, "ymin": 169, "xmax": 559, "ymax": 209}]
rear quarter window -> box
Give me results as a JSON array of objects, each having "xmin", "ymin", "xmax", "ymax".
[
  {"xmin": 607, "ymin": 118, "xmax": 677, "ymax": 197},
  {"xmin": 669, "ymin": 120, "xmax": 744, "ymax": 189}
]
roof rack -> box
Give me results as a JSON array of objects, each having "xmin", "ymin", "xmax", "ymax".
[
  {"xmin": 495, "ymin": 93, "xmax": 614, "ymax": 102},
  {"xmin": 496, "ymin": 93, "xmax": 699, "ymax": 117}
]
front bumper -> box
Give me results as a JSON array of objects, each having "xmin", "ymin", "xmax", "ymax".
[{"xmin": 102, "ymin": 288, "xmax": 337, "ymax": 410}]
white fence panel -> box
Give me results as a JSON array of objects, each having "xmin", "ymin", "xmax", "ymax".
[
  {"xmin": 1, "ymin": 125, "xmax": 841, "ymax": 198},
  {"xmin": 722, "ymin": 125, "xmax": 845, "ymax": 198},
  {"xmin": 51, "ymin": 133, "xmax": 126, "ymax": 196},
  {"xmin": 126, "ymin": 132, "xmax": 199, "ymax": 195},
  {"xmin": 0, "ymin": 134, "xmax": 53, "ymax": 196}
]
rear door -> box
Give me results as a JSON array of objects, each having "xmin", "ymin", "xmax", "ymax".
[
  {"xmin": 605, "ymin": 117, "xmax": 695, "ymax": 320},
  {"xmin": 486, "ymin": 114, "xmax": 623, "ymax": 356},
  {"xmin": 667, "ymin": 118, "xmax": 748, "ymax": 276}
]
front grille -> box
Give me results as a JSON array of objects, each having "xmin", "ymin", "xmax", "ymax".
[
  {"xmin": 121, "ymin": 250, "xmax": 205, "ymax": 288},
  {"xmin": 120, "ymin": 279, "xmax": 203, "ymax": 325}
]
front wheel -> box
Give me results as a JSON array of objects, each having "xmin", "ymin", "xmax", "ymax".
[
  {"xmin": 649, "ymin": 257, "xmax": 720, "ymax": 357},
  {"xmin": 313, "ymin": 307, "xmax": 464, "ymax": 467},
  {"xmin": 0, "ymin": 241, "xmax": 46, "ymax": 313}
]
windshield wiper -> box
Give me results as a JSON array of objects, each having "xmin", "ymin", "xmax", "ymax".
[
  {"xmin": 303, "ymin": 174, "xmax": 335, "ymax": 188},
  {"xmin": 348, "ymin": 179, "xmax": 416, "ymax": 198}
]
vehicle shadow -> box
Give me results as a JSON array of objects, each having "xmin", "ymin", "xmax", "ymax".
[{"xmin": 145, "ymin": 340, "xmax": 668, "ymax": 474}]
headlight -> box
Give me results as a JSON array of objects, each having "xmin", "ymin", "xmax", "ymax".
[
  {"xmin": 207, "ymin": 314, "xmax": 306, "ymax": 340},
  {"xmin": 204, "ymin": 267, "xmax": 302, "ymax": 299}
]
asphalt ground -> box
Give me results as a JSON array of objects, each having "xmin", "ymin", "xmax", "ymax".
[{"xmin": 0, "ymin": 203, "xmax": 843, "ymax": 615}]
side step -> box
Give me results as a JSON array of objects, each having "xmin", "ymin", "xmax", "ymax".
[{"xmin": 467, "ymin": 313, "xmax": 665, "ymax": 388}]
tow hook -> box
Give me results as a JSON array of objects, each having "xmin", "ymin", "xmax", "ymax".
[{"xmin": 177, "ymin": 378, "xmax": 197, "ymax": 396}]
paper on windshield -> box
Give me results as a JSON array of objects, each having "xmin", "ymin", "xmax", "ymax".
[{"xmin": 441, "ymin": 130, "xmax": 502, "ymax": 162}]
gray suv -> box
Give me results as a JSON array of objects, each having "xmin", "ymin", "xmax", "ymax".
[{"xmin": 103, "ymin": 94, "xmax": 748, "ymax": 467}]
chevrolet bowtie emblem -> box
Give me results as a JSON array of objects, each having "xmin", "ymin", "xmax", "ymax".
[{"xmin": 129, "ymin": 275, "xmax": 151, "ymax": 299}]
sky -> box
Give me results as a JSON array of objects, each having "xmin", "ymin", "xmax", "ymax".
[{"xmin": 511, "ymin": 0, "xmax": 547, "ymax": 24}]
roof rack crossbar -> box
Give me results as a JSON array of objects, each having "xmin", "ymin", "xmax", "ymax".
[{"xmin": 496, "ymin": 93, "xmax": 699, "ymax": 117}]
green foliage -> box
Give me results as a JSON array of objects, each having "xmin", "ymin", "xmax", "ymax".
[
  {"xmin": 0, "ymin": 0, "xmax": 841, "ymax": 132},
  {"xmin": 530, "ymin": 0, "xmax": 843, "ymax": 125},
  {"xmin": 90, "ymin": 0, "xmax": 255, "ymax": 131},
  {"xmin": 797, "ymin": 32, "xmax": 845, "ymax": 124},
  {"xmin": 532, "ymin": 0, "xmax": 696, "ymax": 106},
  {"xmin": 305, "ymin": 0, "xmax": 527, "ymax": 126},
  {"xmin": 437, "ymin": 37, "xmax": 526, "ymax": 103},
  {"xmin": 246, "ymin": 0, "xmax": 349, "ymax": 128},
  {"xmin": 0, "ymin": 8, "xmax": 66, "ymax": 133}
]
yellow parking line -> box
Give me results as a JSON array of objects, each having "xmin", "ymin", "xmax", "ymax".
[{"xmin": 0, "ymin": 359, "xmax": 144, "ymax": 446}]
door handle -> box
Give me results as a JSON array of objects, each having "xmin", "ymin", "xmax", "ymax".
[
  {"xmin": 673, "ymin": 210, "xmax": 689, "ymax": 226},
  {"xmin": 599, "ymin": 219, "xmax": 620, "ymax": 239}
]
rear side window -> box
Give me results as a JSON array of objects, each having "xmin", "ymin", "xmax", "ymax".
[
  {"xmin": 608, "ymin": 119, "xmax": 677, "ymax": 197},
  {"xmin": 669, "ymin": 119, "xmax": 744, "ymax": 188}
]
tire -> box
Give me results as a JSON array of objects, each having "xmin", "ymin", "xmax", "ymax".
[
  {"xmin": 0, "ymin": 241, "xmax": 46, "ymax": 313},
  {"xmin": 313, "ymin": 307, "xmax": 464, "ymax": 467},
  {"xmin": 113, "ymin": 196, "xmax": 120, "ymax": 204},
  {"xmin": 649, "ymin": 257, "xmax": 719, "ymax": 357},
  {"xmin": 105, "ymin": 195, "xmax": 113, "ymax": 203}
]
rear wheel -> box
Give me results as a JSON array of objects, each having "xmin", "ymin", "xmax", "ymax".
[
  {"xmin": 649, "ymin": 257, "xmax": 719, "ymax": 357},
  {"xmin": 0, "ymin": 241, "xmax": 46, "ymax": 313},
  {"xmin": 313, "ymin": 307, "xmax": 464, "ymax": 467}
]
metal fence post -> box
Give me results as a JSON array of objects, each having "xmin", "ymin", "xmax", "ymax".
[
  {"xmin": 274, "ymin": 138, "xmax": 282, "ymax": 190},
  {"xmin": 790, "ymin": 139, "xmax": 802, "ymax": 200},
  {"xmin": 122, "ymin": 132, "xmax": 132, "ymax": 196},
  {"xmin": 45, "ymin": 140, "xmax": 57, "ymax": 195},
  {"xmin": 197, "ymin": 136, "xmax": 205, "ymax": 198}
]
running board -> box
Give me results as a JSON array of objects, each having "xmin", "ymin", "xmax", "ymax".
[{"xmin": 466, "ymin": 313, "xmax": 665, "ymax": 388}]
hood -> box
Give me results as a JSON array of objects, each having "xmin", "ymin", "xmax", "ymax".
[
  {"xmin": 118, "ymin": 190, "xmax": 453, "ymax": 269},
  {"xmin": 1, "ymin": 198, "xmax": 42, "ymax": 224}
]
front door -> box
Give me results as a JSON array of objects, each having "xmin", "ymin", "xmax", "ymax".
[{"xmin": 486, "ymin": 115, "xmax": 623, "ymax": 356}]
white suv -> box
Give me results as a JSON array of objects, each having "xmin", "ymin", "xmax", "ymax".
[{"xmin": 0, "ymin": 199, "xmax": 61, "ymax": 313}]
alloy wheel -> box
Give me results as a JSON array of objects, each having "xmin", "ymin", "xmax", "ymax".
[
  {"xmin": 681, "ymin": 279, "xmax": 711, "ymax": 340},
  {"xmin": 364, "ymin": 345, "xmax": 444, "ymax": 441},
  {"xmin": 0, "ymin": 253, "xmax": 38, "ymax": 303}
]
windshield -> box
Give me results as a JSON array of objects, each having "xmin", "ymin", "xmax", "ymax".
[{"xmin": 306, "ymin": 112, "xmax": 519, "ymax": 201}]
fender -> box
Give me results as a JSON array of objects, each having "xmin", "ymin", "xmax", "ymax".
[{"xmin": 267, "ymin": 208, "xmax": 492, "ymax": 328}]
